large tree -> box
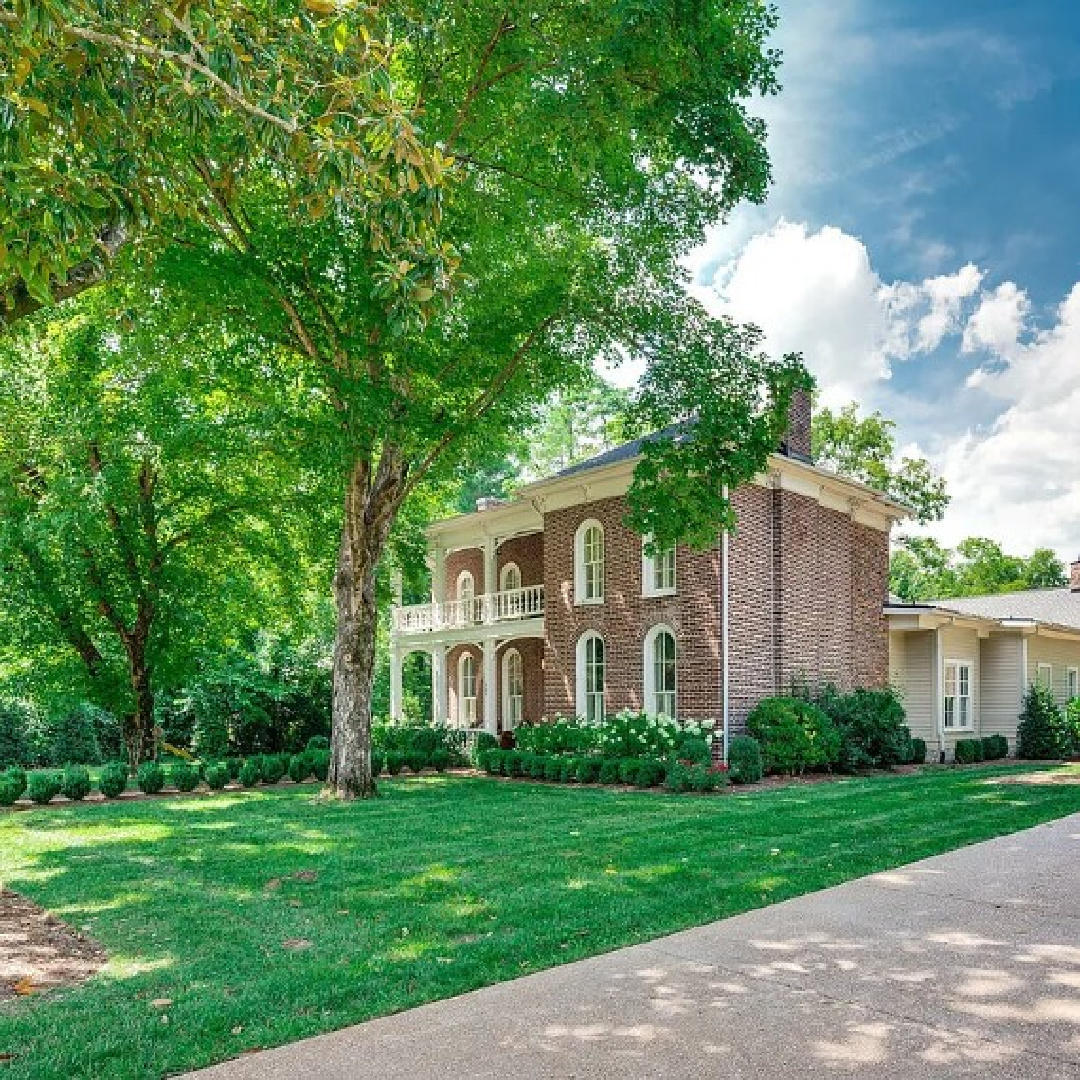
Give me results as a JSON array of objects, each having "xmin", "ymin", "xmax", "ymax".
[
  {"xmin": 0, "ymin": 296, "xmax": 331, "ymax": 764},
  {"xmin": 812, "ymin": 403, "xmax": 949, "ymax": 524},
  {"xmin": 9, "ymin": 2, "xmax": 799, "ymax": 798}
]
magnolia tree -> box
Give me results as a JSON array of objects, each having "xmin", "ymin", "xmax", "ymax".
[{"xmin": 6, "ymin": 1, "xmax": 809, "ymax": 798}]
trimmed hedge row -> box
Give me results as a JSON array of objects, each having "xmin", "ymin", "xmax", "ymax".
[
  {"xmin": 477, "ymin": 748, "xmax": 730, "ymax": 793},
  {"xmin": 954, "ymin": 734, "xmax": 1009, "ymax": 765}
]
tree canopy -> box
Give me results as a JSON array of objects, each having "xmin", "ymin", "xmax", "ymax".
[
  {"xmin": 889, "ymin": 536, "xmax": 1068, "ymax": 601},
  {"xmin": 812, "ymin": 403, "xmax": 949, "ymax": 524}
]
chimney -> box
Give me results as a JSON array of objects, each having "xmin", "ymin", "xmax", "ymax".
[
  {"xmin": 1071, "ymin": 558, "xmax": 1080, "ymax": 592},
  {"xmin": 780, "ymin": 386, "xmax": 813, "ymax": 463}
]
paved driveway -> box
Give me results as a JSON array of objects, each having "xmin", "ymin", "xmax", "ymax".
[{"xmin": 186, "ymin": 813, "xmax": 1080, "ymax": 1078}]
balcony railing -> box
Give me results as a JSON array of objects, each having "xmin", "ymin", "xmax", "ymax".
[{"xmin": 392, "ymin": 584, "xmax": 545, "ymax": 634}]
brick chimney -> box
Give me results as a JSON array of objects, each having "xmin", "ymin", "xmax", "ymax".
[
  {"xmin": 1071, "ymin": 558, "xmax": 1080, "ymax": 592},
  {"xmin": 780, "ymin": 386, "xmax": 813, "ymax": 463}
]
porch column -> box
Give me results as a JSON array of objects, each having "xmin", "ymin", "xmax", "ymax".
[
  {"xmin": 431, "ymin": 543, "xmax": 446, "ymax": 604},
  {"xmin": 389, "ymin": 646, "xmax": 403, "ymax": 721},
  {"xmin": 432, "ymin": 643, "xmax": 448, "ymax": 725},
  {"xmin": 483, "ymin": 535, "xmax": 497, "ymax": 623},
  {"xmin": 483, "ymin": 639, "xmax": 498, "ymax": 734}
]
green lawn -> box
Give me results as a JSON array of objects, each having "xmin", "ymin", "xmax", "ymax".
[{"xmin": 2, "ymin": 765, "xmax": 1079, "ymax": 1080}]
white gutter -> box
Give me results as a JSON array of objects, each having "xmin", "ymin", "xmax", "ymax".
[{"xmin": 721, "ymin": 485, "xmax": 731, "ymax": 765}]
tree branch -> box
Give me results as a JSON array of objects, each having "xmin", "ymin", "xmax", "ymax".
[{"xmin": 445, "ymin": 12, "xmax": 516, "ymax": 150}]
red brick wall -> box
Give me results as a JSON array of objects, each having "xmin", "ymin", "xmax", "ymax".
[
  {"xmin": 851, "ymin": 521, "xmax": 891, "ymax": 686},
  {"xmin": 498, "ymin": 533, "xmax": 544, "ymax": 588},
  {"xmin": 781, "ymin": 387, "xmax": 813, "ymax": 461},
  {"xmin": 497, "ymin": 637, "xmax": 544, "ymax": 728},
  {"xmin": 444, "ymin": 548, "xmax": 485, "ymax": 601},
  {"xmin": 541, "ymin": 496, "xmax": 722, "ymax": 722}
]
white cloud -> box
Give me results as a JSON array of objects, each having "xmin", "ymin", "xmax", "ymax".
[
  {"xmin": 961, "ymin": 282, "xmax": 1030, "ymax": 360},
  {"xmin": 697, "ymin": 221, "xmax": 983, "ymax": 407},
  {"xmin": 930, "ymin": 284, "xmax": 1080, "ymax": 557}
]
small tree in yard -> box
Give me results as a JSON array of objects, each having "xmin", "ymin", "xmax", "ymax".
[
  {"xmin": 7, "ymin": 2, "xmax": 806, "ymax": 797},
  {"xmin": 1017, "ymin": 685, "xmax": 1070, "ymax": 760}
]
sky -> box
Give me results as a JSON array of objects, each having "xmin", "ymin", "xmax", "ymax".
[{"xmin": 653, "ymin": 0, "xmax": 1080, "ymax": 559}]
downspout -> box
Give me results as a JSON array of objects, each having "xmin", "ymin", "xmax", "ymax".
[{"xmin": 721, "ymin": 485, "xmax": 731, "ymax": 765}]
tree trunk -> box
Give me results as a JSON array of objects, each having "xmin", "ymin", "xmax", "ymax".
[
  {"xmin": 123, "ymin": 634, "xmax": 156, "ymax": 769},
  {"xmin": 327, "ymin": 453, "xmax": 404, "ymax": 799}
]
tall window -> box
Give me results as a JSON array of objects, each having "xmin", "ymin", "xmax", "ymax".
[
  {"xmin": 645, "ymin": 626, "xmax": 677, "ymax": 716},
  {"xmin": 1036, "ymin": 662, "xmax": 1053, "ymax": 691},
  {"xmin": 574, "ymin": 519, "xmax": 604, "ymax": 603},
  {"xmin": 642, "ymin": 537, "xmax": 676, "ymax": 596},
  {"xmin": 459, "ymin": 653, "xmax": 478, "ymax": 726},
  {"xmin": 1068, "ymin": 667, "xmax": 1079, "ymax": 701},
  {"xmin": 943, "ymin": 659, "xmax": 972, "ymax": 729},
  {"xmin": 457, "ymin": 570, "xmax": 474, "ymax": 600},
  {"xmin": 503, "ymin": 648, "xmax": 524, "ymax": 728},
  {"xmin": 500, "ymin": 562, "xmax": 521, "ymax": 593},
  {"xmin": 576, "ymin": 632, "xmax": 605, "ymax": 723}
]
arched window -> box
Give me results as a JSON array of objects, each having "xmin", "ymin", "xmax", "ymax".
[
  {"xmin": 576, "ymin": 632, "xmax": 606, "ymax": 723},
  {"xmin": 644, "ymin": 625, "xmax": 677, "ymax": 717},
  {"xmin": 458, "ymin": 652, "xmax": 478, "ymax": 726},
  {"xmin": 503, "ymin": 648, "xmax": 524, "ymax": 728},
  {"xmin": 574, "ymin": 519, "xmax": 604, "ymax": 604},
  {"xmin": 500, "ymin": 561, "xmax": 521, "ymax": 593},
  {"xmin": 456, "ymin": 570, "xmax": 475, "ymax": 600},
  {"xmin": 642, "ymin": 536, "xmax": 676, "ymax": 596}
]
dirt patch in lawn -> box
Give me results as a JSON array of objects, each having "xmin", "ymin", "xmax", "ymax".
[
  {"xmin": 0, "ymin": 890, "xmax": 106, "ymax": 1001},
  {"xmin": 987, "ymin": 766, "xmax": 1080, "ymax": 787}
]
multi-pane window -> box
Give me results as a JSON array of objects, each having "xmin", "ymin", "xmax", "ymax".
[
  {"xmin": 459, "ymin": 654, "xmax": 477, "ymax": 726},
  {"xmin": 943, "ymin": 659, "xmax": 972, "ymax": 729},
  {"xmin": 578, "ymin": 633, "xmax": 605, "ymax": 723},
  {"xmin": 650, "ymin": 629, "xmax": 677, "ymax": 716},
  {"xmin": 457, "ymin": 571, "xmax": 474, "ymax": 600},
  {"xmin": 1036, "ymin": 663, "xmax": 1053, "ymax": 691},
  {"xmin": 575, "ymin": 520, "xmax": 604, "ymax": 603},
  {"xmin": 500, "ymin": 562, "xmax": 521, "ymax": 593},
  {"xmin": 1068, "ymin": 667, "xmax": 1079, "ymax": 701},
  {"xmin": 504, "ymin": 649, "xmax": 524, "ymax": 728},
  {"xmin": 643, "ymin": 538, "xmax": 676, "ymax": 596}
]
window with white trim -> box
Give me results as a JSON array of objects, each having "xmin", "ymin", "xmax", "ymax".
[
  {"xmin": 1036, "ymin": 662, "xmax": 1053, "ymax": 691},
  {"xmin": 500, "ymin": 561, "xmax": 521, "ymax": 593},
  {"xmin": 503, "ymin": 648, "xmax": 524, "ymax": 728},
  {"xmin": 642, "ymin": 537, "xmax": 676, "ymax": 597},
  {"xmin": 1068, "ymin": 667, "xmax": 1079, "ymax": 701},
  {"xmin": 458, "ymin": 653, "xmax": 478, "ymax": 726},
  {"xmin": 576, "ymin": 632, "xmax": 605, "ymax": 723},
  {"xmin": 943, "ymin": 659, "xmax": 972, "ymax": 730},
  {"xmin": 574, "ymin": 519, "xmax": 604, "ymax": 603},
  {"xmin": 644, "ymin": 625, "xmax": 677, "ymax": 717},
  {"xmin": 456, "ymin": 570, "xmax": 474, "ymax": 600}
]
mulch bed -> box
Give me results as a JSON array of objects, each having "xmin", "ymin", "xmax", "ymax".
[{"xmin": 0, "ymin": 890, "xmax": 106, "ymax": 1001}]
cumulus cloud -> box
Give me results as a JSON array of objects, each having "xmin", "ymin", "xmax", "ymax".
[
  {"xmin": 698, "ymin": 221, "xmax": 984, "ymax": 407},
  {"xmin": 931, "ymin": 284, "xmax": 1080, "ymax": 556},
  {"xmin": 961, "ymin": 281, "xmax": 1030, "ymax": 359}
]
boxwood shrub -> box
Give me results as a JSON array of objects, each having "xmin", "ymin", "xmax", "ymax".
[
  {"xmin": 747, "ymin": 697, "xmax": 841, "ymax": 775},
  {"xmin": 3, "ymin": 767, "xmax": 27, "ymax": 799},
  {"xmin": 981, "ymin": 734, "xmax": 1009, "ymax": 760},
  {"xmin": 260, "ymin": 754, "xmax": 288, "ymax": 784},
  {"xmin": 954, "ymin": 738, "xmax": 984, "ymax": 764},
  {"xmin": 238, "ymin": 759, "xmax": 262, "ymax": 787},
  {"xmin": 0, "ymin": 770, "xmax": 24, "ymax": 806},
  {"xmin": 575, "ymin": 757, "xmax": 601, "ymax": 784},
  {"xmin": 909, "ymin": 737, "xmax": 927, "ymax": 765},
  {"xmin": 137, "ymin": 762, "xmax": 165, "ymax": 794},
  {"xmin": 598, "ymin": 758, "xmax": 621, "ymax": 785},
  {"xmin": 27, "ymin": 771, "xmax": 63, "ymax": 804},
  {"xmin": 308, "ymin": 749, "xmax": 331, "ymax": 781},
  {"xmin": 385, "ymin": 752, "xmax": 405, "ymax": 776},
  {"xmin": 61, "ymin": 765, "xmax": 92, "ymax": 801},
  {"xmin": 204, "ymin": 762, "xmax": 229, "ymax": 790},
  {"xmin": 170, "ymin": 763, "xmax": 200, "ymax": 792},
  {"xmin": 728, "ymin": 736, "xmax": 763, "ymax": 784},
  {"xmin": 635, "ymin": 758, "xmax": 666, "ymax": 788},
  {"xmin": 99, "ymin": 761, "xmax": 129, "ymax": 798}
]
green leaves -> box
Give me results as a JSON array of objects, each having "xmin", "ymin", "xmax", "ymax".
[{"xmin": 624, "ymin": 311, "xmax": 812, "ymax": 551}]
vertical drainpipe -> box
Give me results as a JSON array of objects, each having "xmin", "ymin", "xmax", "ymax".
[{"xmin": 721, "ymin": 485, "xmax": 731, "ymax": 765}]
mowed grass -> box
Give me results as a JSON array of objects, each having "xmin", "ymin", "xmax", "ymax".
[{"xmin": 2, "ymin": 765, "xmax": 1080, "ymax": 1080}]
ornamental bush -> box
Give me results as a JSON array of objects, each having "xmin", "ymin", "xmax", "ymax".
[
  {"xmin": 954, "ymin": 738, "xmax": 983, "ymax": 764},
  {"xmin": 288, "ymin": 753, "xmax": 310, "ymax": 783},
  {"xmin": 542, "ymin": 756, "xmax": 562, "ymax": 781},
  {"xmin": 0, "ymin": 700, "xmax": 33, "ymax": 769},
  {"xmin": 27, "ymin": 771, "xmax": 63, "ymax": 804},
  {"xmin": 260, "ymin": 753, "xmax": 288, "ymax": 784},
  {"xmin": 815, "ymin": 686, "xmax": 911, "ymax": 771},
  {"xmin": 618, "ymin": 758, "xmax": 644, "ymax": 785},
  {"xmin": 61, "ymin": 765, "xmax": 92, "ymax": 801},
  {"xmin": 747, "ymin": 697, "xmax": 841, "ymax": 775},
  {"xmin": 673, "ymin": 735, "xmax": 711, "ymax": 765},
  {"xmin": 0, "ymin": 770, "xmax": 25, "ymax": 806},
  {"xmin": 909, "ymin": 737, "xmax": 928, "ymax": 765},
  {"xmin": 405, "ymin": 750, "xmax": 427, "ymax": 774},
  {"xmin": 575, "ymin": 757, "xmax": 601, "ymax": 783},
  {"xmin": 3, "ymin": 767, "xmax": 27, "ymax": 799},
  {"xmin": 636, "ymin": 758, "xmax": 666, "ymax": 788},
  {"xmin": 238, "ymin": 759, "xmax": 262, "ymax": 787},
  {"xmin": 306, "ymin": 736, "xmax": 330, "ymax": 752},
  {"xmin": 689, "ymin": 765, "xmax": 725, "ymax": 792},
  {"xmin": 598, "ymin": 758, "xmax": 621, "ymax": 785},
  {"xmin": 471, "ymin": 732, "xmax": 498, "ymax": 766},
  {"xmin": 1064, "ymin": 700, "xmax": 1080, "ymax": 758},
  {"xmin": 386, "ymin": 752, "xmax": 405, "ymax": 776},
  {"xmin": 371, "ymin": 751, "xmax": 386, "ymax": 777},
  {"xmin": 225, "ymin": 756, "xmax": 243, "ymax": 780},
  {"xmin": 981, "ymin": 734, "xmax": 1009, "ymax": 761},
  {"xmin": 137, "ymin": 762, "xmax": 165, "ymax": 794},
  {"xmin": 170, "ymin": 763, "xmax": 200, "ymax": 792},
  {"xmin": 308, "ymin": 749, "xmax": 331, "ymax": 781},
  {"xmin": 204, "ymin": 762, "xmax": 230, "ymax": 790},
  {"xmin": 727, "ymin": 736, "xmax": 763, "ymax": 784},
  {"xmin": 664, "ymin": 761, "xmax": 692, "ymax": 793},
  {"xmin": 431, "ymin": 748, "xmax": 451, "ymax": 773},
  {"xmin": 528, "ymin": 753, "xmax": 547, "ymax": 780},
  {"xmin": 1017, "ymin": 685, "xmax": 1069, "ymax": 759},
  {"xmin": 98, "ymin": 761, "xmax": 129, "ymax": 798},
  {"xmin": 559, "ymin": 756, "xmax": 580, "ymax": 782},
  {"xmin": 515, "ymin": 718, "xmax": 597, "ymax": 756}
]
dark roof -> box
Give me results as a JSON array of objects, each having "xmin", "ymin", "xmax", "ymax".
[
  {"xmin": 930, "ymin": 588, "xmax": 1080, "ymax": 630},
  {"xmin": 552, "ymin": 424, "xmax": 687, "ymax": 480}
]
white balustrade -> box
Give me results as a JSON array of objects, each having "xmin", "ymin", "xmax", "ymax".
[{"xmin": 392, "ymin": 585, "xmax": 545, "ymax": 634}]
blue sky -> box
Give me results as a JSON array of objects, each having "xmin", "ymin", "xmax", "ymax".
[{"xmin": 685, "ymin": 0, "xmax": 1080, "ymax": 558}]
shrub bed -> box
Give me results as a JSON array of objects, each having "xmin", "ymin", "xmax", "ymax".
[
  {"xmin": 99, "ymin": 762, "xmax": 128, "ymax": 798},
  {"xmin": 137, "ymin": 762, "xmax": 165, "ymax": 795},
  {"xmin": 954, "ymin": 737, "xmax": 984, "ymax": 764},
  {"xmin": 747, "ymin": 697, "xmax": 840, "ymax": 775},
  {"xmin": 61, "ymin": 765, "xmax": 92, "ymax": 801},
  {"xmin": 27, "ymin": 771, "xmax": 63, "ymax": 805}
]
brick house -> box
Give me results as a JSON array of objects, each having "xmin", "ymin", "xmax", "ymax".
[{"xmin": 389, "ymin": 391, "xmax": 908, "ymax": 750}]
